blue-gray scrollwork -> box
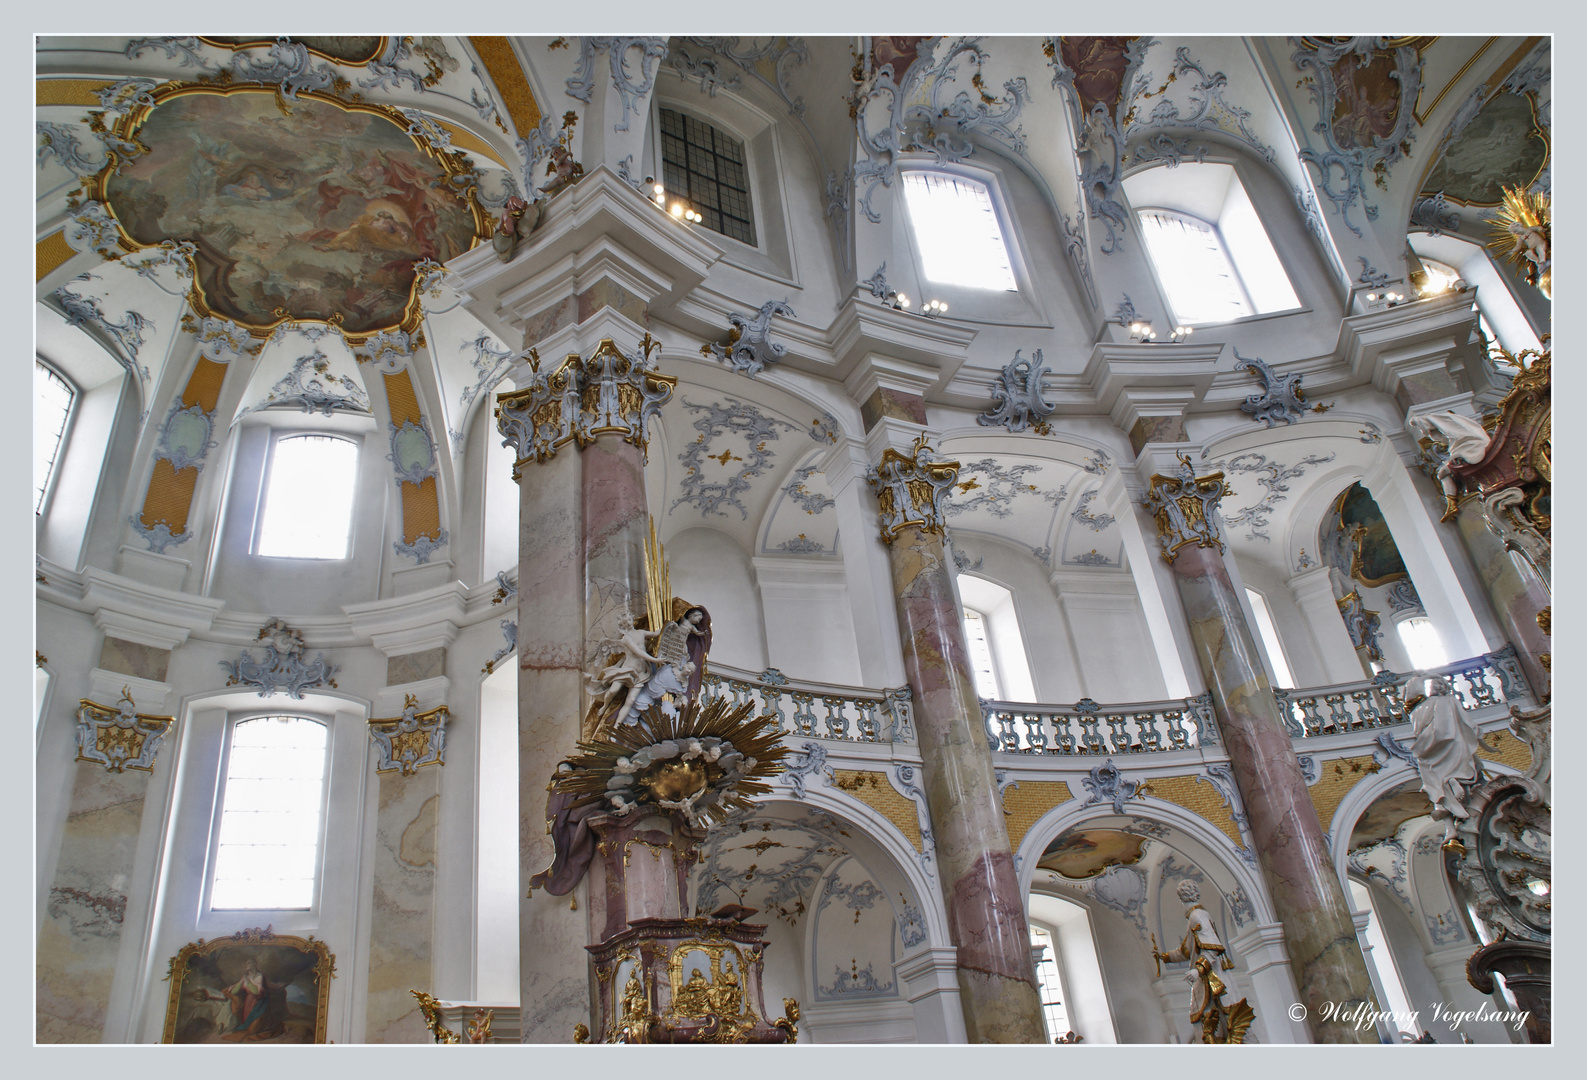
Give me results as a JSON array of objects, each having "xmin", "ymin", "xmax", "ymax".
[
  {"xmin": 774, "ymin": 535, "xmax": 826, "ymax": 554},
  {"xmin": 978, "ymin": 349, "xmax": 1055, "ymax": 434},
  {"xmin": 352, "ymin": 328, "xmax": 415, "ymax": 374},
  {"xmin": 703, "ymin": 299, "xmax": 796, "ymax": 378},
  {"xmin": 1208, "ymin": 451, "xmax": 1336, "ymax": 543},
  {"xmin": 671, "ymin": 397, "xmax": 799, "ymax": 519},
  {"xmin": 565, "ymin": 37, "xmax": 669, "ymax": 132},
  {"xmin": 1081, "ymin": 758, "xmax": 1141, "ymax": 814},
  {"xmin": 152, "ymin": 402, "xmax": 217, "ymax": 473},
  {"xmin": 862, "ymin": 263, "xmax": 890, "ymax": 299},
  {"xmin": 1227, "ymin": 885, "xmax": 1256, "ymax": 928},
  {"xmin": 1290, "ymin": 38, "xmax": 1423, "ymax": 238},
  {"xmin": 1373, "ymin": 731, "xmax": 1420, "ymax": 769},
  {"xmin": 368, "ymin": 698, "xmax": 450, "ymax": 776},
  {"xmin": 74, "ymin": 691, "xmax": 172, "ymax": 773},
  {"xmin": 1356, "ymin": 257, "xmax": 1391, "ymax": 289},
  {"xmin": 810, "ymin": 411, "xmax": 841, "ymax": 444},
  {"xmin": 782, "ymin": 741, "xmax": 832, "ymax": 800},
  {"xmin": 669, "ymin": 45, "xmax": 743, "ymax": 96},
  {"xmin": 882, "ymin": 686, "xmax": 915, "ymax": 743},
  {"xmin": 817, "ymin": 873, "xmax": 886, "ymax": 915},
  {"xmin": 1233, "ymin": 350, "xmax": 1305, "ymax": 428},
  {"xmin": 125, "ymin": 37, "xmax": 213, "ymax": 68},
  {"xmin": 951, "ymin": 545, "xmax": 984, "ymax": 573},
  {"xmin": 898, "ymin": 900, "xmax": 927, "ymax": 947},
  {"xmin": 64, "ymin": 201, "xmax": 124, "ymax": 259},
  {"xmin": 680, "ymin": 37, "xmax": 809, "ymax": 119},
  {"xmin": 387, "ymin": 418, "xmax": 438, "ymax": 487},
  {"xmin": 232, "ymin": 39, "xmax": 339, "ymax": 100},
  {"xmin": 942, "ymin": 458, "xmax": 1046, "ymax": 520},
  {"xmin": 1067, "ymin": 549, "xmax": 1113, "ymax": 567},
  {"xmin": 55, "ymin": 282, "xmax": 152, "ymax": 375},
  {"xmin": 482, "ymin": 619, "xmax": 517, "ymax": 675},
  {"xmin": 781, "ymin": 467, "xmax": 835, "ymax": 515},
  {"xmin": 1125, "ymin": 47, "xmax": 1277, "ymax": 167},
  {"xmin": 37, "ymin": 121, "xmax": 106, "ymax": 177},
  {"xmin": 820, "ymin": 962, "xmax": 895, "ymax": 998},
  {"xmin": 393, "ymin": 529, "xmax": 449, "ymax": 565},
  {"xmin": 1184, "ymin": 692, "xmax": 1219, "ymax": 746},
  {"xmin": 1338, "ymin": 590, "xmax": 1385, "ymax": 663},
  {"xmin": 1409, "ymin": 191, "xmax": 1460, "ymax": 236},
  {"xmin": 245, "ymin": 349, "xmax": 370, "ymax": 418},
  {"xmin": 891, "ymin": 763, "xmax": 937, "ymax": 879},
  {"xmin": 128, "ymin": 517, "xmax": 191, "ymax": 555},
  {"xmin": 1089, "ymin": 864, "xmax": 1149, "ymax": 934},
  {"xmin": 219, "ymin": 618, "xmax": 339, "ymax": 698},
  {"xmin": 1197, "ymin": 762, "xmax": 1258, "ymax": 867},
  {"xmin": 1070, "ymin": 489, "xmax": 1117, "ymax": 532},
  {"xmin": 1384, "ymin": 579, "xmax": 1423, "ymax": 616}
]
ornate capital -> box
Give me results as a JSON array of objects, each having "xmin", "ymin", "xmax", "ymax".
[
  {"xmin": 368, "ymin": 694, "xmax": 450, "ymax": 775},
  {"xmin": 496, "ymin": 334, "xmax": 676, "ymax": 471},
  {"xmin": 75, "ymin": 688, "xmax": 173, "ymax": 773},
  {"xmin": 865, "ymin": 434, "xmax": 959, "ymax": 544},
  {"xmin": 1140, "ymin": 452, "xmax": 1233, "ymax": 563}
]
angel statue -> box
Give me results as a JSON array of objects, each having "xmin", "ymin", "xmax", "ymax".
[
  {"xmin": 625, "ymin": 600, "xmax": 711, "ymax": 720},
  {"xmin": 1408, "ymin": 411, "xmax": 1492, "ymax": 522},
  {"xmin": 1153, "ymin": 881, "xmax": 1256, "ymax": 1044},
  {"xmin": 1404, "ymin": 674, "xmax": 1485, "ymax": 847}
]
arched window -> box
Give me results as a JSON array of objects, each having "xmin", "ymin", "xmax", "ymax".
[
  {"xmin": 659, "ymin": 107, "xmax": 756, "ymax": 245},
  {"xmin": 1348, "ymin": 878, "xmax": 1418, "ymax": 1039},
  {"xmin": 1030, "ymin": 925, "xmax": 1071, "ymax": 1039},
  {"xmin": 958, "ymin": 575, "xmax": 1036, "ymax": 701},
  {"xmin": 962, "ymin": 606, "xmax": 1001, "ymax": 699},
  {"xmin": 1408, "ymin": 232, "xmax": 1542, "ymax": 354},
  {"xmin": 210, "ymin": 716, "xmax": 330, "ymax": 911},
  {"xmin": 1125, "ymin": 162, "xmax": 1299, "ymax": 326},
  {"xmin": 1029, "ymin": 892, "xmax": 1114, "ymax": 1042},
  {"xmin": 34, "ymin": 358, "xmax": 75, "ymax": 514},
  {"xmin": 901, "ymin": 171, "xmax": 1017, "ymax": 291},
  {"xmin": 253, "ymin": 433, "xmax": 359, "ymax": 559}
]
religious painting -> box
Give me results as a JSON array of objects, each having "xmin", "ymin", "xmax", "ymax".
[
  {"xmin": 100, "ymin": 87, "xmax": 484, "ymax": 337},
  {"xmin": 1421, "ymin": 92, "xmax": 1548, "ymax": 206},
  {"xmin": 1333, "ymin": 483, "xmax": 1408, "ymax": 587},
  {"xmin": 1328, "ymin": 49, "xmax": 1405, "ymax": 151},
  {"xmin": 1038, "ymin": 828, "xmax": 1147, "ymax": 880},
  {"xmin": 198, "ymin": 36, "xmax": 388, "ymax": 65},
  {"xmin": 162, "ymin": 928, "xmax": 335, "ymax": 1043},
  {"xmin": 1058, "ymin": 37, "xmax": 1135, "ymax": 115},
  {"xmin": 871, "ymin": 37, "xmax": 930, "ymax": 83}
]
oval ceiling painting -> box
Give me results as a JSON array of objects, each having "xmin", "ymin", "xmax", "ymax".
[{"xmin": 103, "ymin": 89, "xmax": 483, "ymax": 336}]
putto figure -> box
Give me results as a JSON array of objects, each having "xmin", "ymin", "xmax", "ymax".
[
  {"xmin": 587, "ymin": 600, "xmax": 712, "ymax": 734},
  {"xmin": 1153, "ymin": 880, "xmax": 1256, "ymax": 1044}
]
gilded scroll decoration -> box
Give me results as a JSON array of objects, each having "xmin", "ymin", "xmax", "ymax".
[
  {"xmin": 75, "ymin": 687, "xmax": 174, "ymax": 773},
  {"xmin": 1140, "ymin": 452, "xmax": 1232, "ymax": 563},
  {"xmin": 866, "ymin": 434, "xmax": 960, "ymax": 543},
  {"xmin": 496, "ymin": 334, "xmax": 676, "ymax": 468},
  {"xmin": 368, "ymin": 694, "xmax": 450, "ymax": 775}
]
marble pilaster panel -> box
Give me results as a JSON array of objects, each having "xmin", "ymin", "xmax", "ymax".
[
  {"xmin": 886, "ymin": 524, "xmax": 1045, "ymax": 1044},
  {"xmin": 37, "ymin": 764, "xmax": 149, "ymax": 1042},
  {"xmin": 580, "ymin": 436, "xmax": 649, "ymax": 704},
  {"xmin": 1169, "ymin": 542, "xmax": 1377, "ymax": 1043},
  {"xmin": 1453, "ymin": 503, "xmax": 1550, "ymax": 698},
  {"xmin": 515, "ymin": 448, "xmax": 591, "ymax": 1042},
  {"xmin": 365, "ymin": 769, "xmax": 440, "ymax": 1043}
]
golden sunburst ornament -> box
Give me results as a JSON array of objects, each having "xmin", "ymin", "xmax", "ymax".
[
  {"xmin": 552, "ymin": 698, "xmax": 789, "ymax": 829},
  {"xmin": 1488, "ymin": 185, "xmax": 1550, "ymax": 298}
]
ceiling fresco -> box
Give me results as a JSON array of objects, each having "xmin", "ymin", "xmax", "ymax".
[
  {"xmin": 100, "ymin": 87, "xmax": 485, "ymax": 336},
  {"xmin": 1420, "ymin": 91, "xmax": 1548, "ymax": 206},
  {"xmin": 1327, "ymin": 482, "xmax": 1408, "ymax": 587},
  {"xmin": 1348, "ymin": 781, "xmax": 1432, "ymax": 852},
  {"xmin": 1038, "ymin": 828, "xmax": 1147, "ymax": 880}
]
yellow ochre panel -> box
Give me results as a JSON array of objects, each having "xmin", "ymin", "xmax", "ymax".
[
  {"xmin": 37, "ymin": 230, "xmax": 76, "ymax": 281},
  {"xmin": 1002, "ymin": 780, "xmax": 1073, "ymax": 852},
  {"xmin": 832, "ymin": 769, "xmax": 922, "ymax": 852},
  {"xmin": 1146, "ymin": 774, "xmax": 1245, "ymax": 847},
  {"xmin": 469, "ymin": 37, "xmax": 542, "ymax": 134}
]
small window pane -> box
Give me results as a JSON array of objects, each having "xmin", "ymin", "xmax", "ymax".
[
  {"xmin": 1137, "ymin": 210, "xmax": 1252, "ymax": 325},
  {"xmin": 255, "ymin": 434, "xmax": 359, "ymax": 559},
  {"xmin": 1397, "ymin": 617, "xmax": 1448, "ymax": 669},
  {"xmin": 212, "ymin": 716, "xmax": 328, "ymax": 911},
  {"xmin": 658, "ymin": 108, "xmax": 756, "ymax": 246},
  {"xmin": 901, "ymin": 172, "xmax": 1017, "ymax": 291},
  {"xmin": 963, "ymin": 607, "xmax": 1001, "ymax": 699},
  {"xmin": 35, "ymin": 361, "xmax": 75, "ymax": 513},
  {"xmin": 1031, "ymin": 927, "xmax": 1071, "ymax": 1039}
]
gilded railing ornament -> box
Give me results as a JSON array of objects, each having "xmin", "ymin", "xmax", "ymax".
[
  {"xmin": 368, "ymin": 694, "xmax": 450, "ymax": 775},
  {"xmin": 1140, "ymin": 453, "xmax": 1233, "ymax": 563},
  {"xmin": 866, "ymin": 434, "xmax": 960, "ymax": 543},
  {"xmin": 75, "ymin": 687, "xmax": 174, "ymax": 773},
  {"xmin": 496, "ymin": 334, "xmax": 676, "ymax": 469}
]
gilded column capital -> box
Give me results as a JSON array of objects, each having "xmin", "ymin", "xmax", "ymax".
[
  {"xmin": 368, "ymin": 694, "xmax": 450, "ymax": 776},
  {"xmin": 865, "ymin": 434, "xmax": 959, "ymax": 544},
  {"xmin": 75, "ymin": 687, "xmax": 174, "ymax": 773},
  {"xmin": 496, "ymin": 333, "xmax": 677, "ymax": 473},
  {"xmin": 1140, "ymin": 452, "xmax": 1233, "ymax": 563}
]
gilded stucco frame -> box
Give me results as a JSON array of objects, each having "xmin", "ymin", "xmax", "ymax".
[{"xmin": 161, "ymin": 927, "xmax": 337, "ymax": 1044}]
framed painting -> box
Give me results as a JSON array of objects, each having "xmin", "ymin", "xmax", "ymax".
[{"xmin": 162, "ymin": 927, "xmax": 336, "ymax": 1044}]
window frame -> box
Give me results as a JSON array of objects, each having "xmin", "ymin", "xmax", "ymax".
[
  {"xmin": 249, "ymin": 430, "xmax": 362, "ymax": 561},
  {"xmin": 1134, "ymin": 206, "xmax": 1256, "ymax": 326},
  {"xmin": 1243, "ymin": 587, "xmax": 1296, "ymax": 690},
  {"xmin": 657, "ymin": 106, "xmax": 759, "ymax": 248},
  {"xmin": 895, "ymin": 160, "xmax": 1039, "ymax": 308},
  {"xmin": 202, "ymin": 712, "xmax": 334, "ymax": 917},
  {"xmin": 899, "ymin": 169, "xmax": 1020, "ymax": 293},
  {"xmin": 34, "ymin": 356, "xmax": 78, "ymax": 520}
]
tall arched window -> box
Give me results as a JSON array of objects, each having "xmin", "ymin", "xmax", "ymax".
[
  {"xmin": 958, "ymin": 575, "xmax": 1036, "ymax": 701},
  {"xmin": 210, "ymin": 715, "xmax": 330, "ymax": 911},
  {"xmin": 35, "ymin": 359, "xmax": 75, "ymax": 514},
  {"xmin": 901, "ymin": 170, "xmax": 1017, "ymax": 291},
  {"xmin": 253, "ymin": 433, "xmax": 359, "ymax": 559},
  {"xmin": 1244, "ymin": 588, "xmax": 1295, "ymax": 689}
]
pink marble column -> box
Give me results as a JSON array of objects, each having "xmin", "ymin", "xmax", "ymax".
[
  {"xmin": 513, "ymin": 448, "xmax": 591, "ymax": 1041},
  {"xmin": 1165, "ymin": 542, "xmax": 1378, "ymax": 1043},
  {"xmin": 886, "ymin": 523, "xmax": 1046, "ymax": 1043},
  {"xmin": 581, "ymin": 436, "xmax": 650, "ymax": 717},
  {"xmin": 1453, "ymin": 506, "xmax": 1550, "ymax": 698}
]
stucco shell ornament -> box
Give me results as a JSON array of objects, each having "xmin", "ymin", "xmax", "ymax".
[
  {"xmin": 86, "ymin": 81, "xmax": 488, "ymax": 343},
  {"xmin": 552, "ymin": 698, "xmax": 789, "ymax": 830}
]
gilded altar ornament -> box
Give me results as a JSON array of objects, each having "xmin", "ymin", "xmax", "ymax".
[
  {"xmin": 496, "ymin": 334, "xmax": 676, "ymax": 468},
  {"xmin": 410, "ymin": 990, "xmax": 461, "ymax": 1043},
  {"xmin": 1140, "ymin": 453, "xmax": 1233, "ymax": 563},
  {"xmin": 573, "ymin": 1022, "xmax": 591, "ymax": 1043},
  {"xmin": 466, "ymin": 1007, "xmax": 494, "ymax": 1043},
  {"xmin": 1152, "ymin": 881, "xmax": 1255, "ymax": 1044},
  {"xmin": 1487, "ymin": 185, "xmax": 1549, "ymax": 297},
  {"xmin": 773, "ymin": 998, "xmax": 800, "ymax": 1043},
  {"xmin": 551, "ymin": 696, "xmax": 788, "ymax": 829},
  {"xmin": 368, "ymin": 694, "xmax": 450, "ymax": 775},
  {"xmin": 866, "ymin": 434, "xmax": 960, "ymax": 543},
  {"xmin": 75, "ymin": 688, "xmax": 174, "ymax": 773}
]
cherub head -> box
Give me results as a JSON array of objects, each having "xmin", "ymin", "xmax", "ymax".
[{"xmin": 1177, "ymin": 880, "xmax": 1201, "ymax": 906}]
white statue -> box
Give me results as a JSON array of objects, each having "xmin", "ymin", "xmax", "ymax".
[
  {"xmin": 1152, "ymin": 881, "xmax": 1254, "ymax": 1044},
  {"xmin": 1405, "ymin": 675, "xmax": 1485, "ymax": 845},
  {"xmin": 588, "ymin": 615, "xmax": 663, "ymax": 729},
  {"xmin": 1409, "ymin": 412, "xmax": 1491, "ymax": 521}
]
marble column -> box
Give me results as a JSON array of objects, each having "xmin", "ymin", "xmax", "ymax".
[
  {"xmin": 1452, "ymin": 504, "xmax": 1550, "ymax": 697},
  {"xmin": 364, "ymin": 764, "xmax": 441, "ymax": 1042},
  {"xmin": 37, "ymin": 695, "xmax": 172, "ymax": 1042},
  {"xmin": 869, "ymin": 439, "xmax": 1045, "ymax": 1044},
  {"xmin": 1142, "ymin": 455, "xmax": 1377, "ymax": 1043},
  {"xmin": 496, "ymin": 336, "xmax": 675, "ymax": 1043}
]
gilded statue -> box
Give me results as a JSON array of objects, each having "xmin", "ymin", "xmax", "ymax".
[{"xmin": 1152, "ymin": 881, "xmax": 1256, "ymax": 1044}]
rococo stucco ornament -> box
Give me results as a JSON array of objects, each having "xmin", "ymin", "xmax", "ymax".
[
  {"xmin": 701, "ymin": 299, "xmax": 796, "ymax": 378},
  {"xmin": 496, "ymin": 334, "xmax": 676, "ymax": 468},
  {"xmin": 219, "ymin": 618, "xmax": 339, "ymax": 699},
  {"xmin": 1141, "ymin": 453, "xmax": 1232, "ymax": 563},
  {"xmin": 75, "ymin": 687, "xmax": 174, "ymax": 773},
  {"xmin": 368, "ymin": 694, "xmax": 450, "ymax": 776},
  {"xmin": 866, "ymin": 434, "xmax": 960, "ymax": 543},
  {"xmin": 1454, "ymin": 703, "xmax": 1550, "ymax": 944},
  {"xmin": 978, "ymin": 348, "xmax": 1056, "ymax": 434}
]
